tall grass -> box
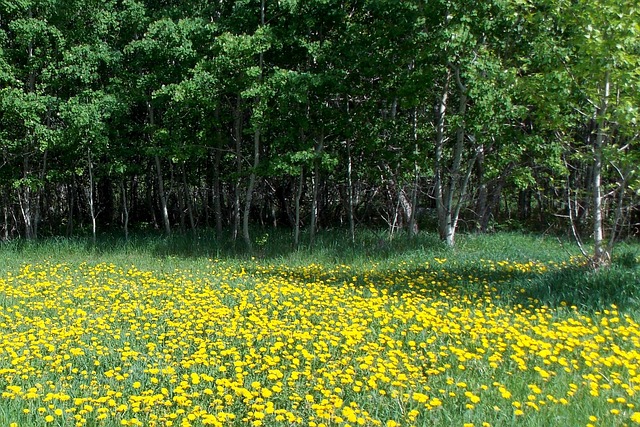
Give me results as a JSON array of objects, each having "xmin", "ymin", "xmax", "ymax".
[
  {"xmin": 1, "ymin": 230, "xmax": 638, "ymax": 426},
  {"xmin": 1, "ymin": 229, "xmax": 637, "ymax": 312}
]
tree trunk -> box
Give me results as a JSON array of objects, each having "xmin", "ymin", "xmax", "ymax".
[
  {"xmin": 182, "ymin": 167, "xmax": 196, "ymax": 232},
  {"xmin": 147, "ymin": 102, "xmax": 171, "ymax": 236},
  {"xmin": 294, "ymin": 166, "xmax": 304, "ymax": 250},
  {"xmin": 233, "ymin": 96, "xmax": 242, "ymax": 242},
  {"xmin": 33, "ymin": 149, "xmax": 46, "ymax": 240},
  {"xmin": 18, "ymin": 154, "xmax": 36, "ymax": 240},
  {"xmin": 399, "ymin": 186, "xmax": 418, "ymax": 235},
  {"xmin": 155, "ymin": 155, "xmax": 171, "ymax": 236},
  {"xmin": 212, "ymin": 149, "xmax": 223, "ymax": 238},
  {"xmin": 475, "ymin": 142, "xmax": 488, "ymax": 231},
  {"xmin": 242, "ymin": 0, "xmax": 265, "ymax": 251},
  {"xmin": 346, "ymin": 140, "xmax": 355, "ymax": 243},
  {"xmin": 310, "ymin": 129, "xmax": 324, "ymax": 247},
  {"xmin": 592, "ymin": 71, "xmax": 610, "ymax": 266},
  {"xmin": 408, "ymin": 107, "xmax": 420, "ymax": 237},
  {"xmin": 294, "ymin": 107, "xmax": 308, "ymax": 250},
  {"xmin": 435, "ymin": 64, "xmax": 469, "ymax": 246},
  {"xmin": 2, "ymin": 189, "xmax": 9, "ymax": 240},
  {"xmin": 121, "ymin": 180, "xmax": 129, "ymax": 242},
  {"xmin": 518, "ymin": 189, "xmax": 531, "ymax": 222},
  {"xmin": 213, "ymin": 109, "xmax": 224, "ymax": 238},
  {"xmin": 18, "ymin": 188, "xmax": 31, "ymax": 239},
  {"xmin": 485, "ymin": 177, "xmax": 507, "ymax": 232},
  {"xmin": 243, "ymin": 127, "xmax": 260, "ymax": 250},
  {"xmin": 606, "ymin": 164, "xmax": 630, "ymax": 253},
  {"xmin": 178, "ymin": 169, "xmax": 186, "ymax": 231},
  {"xmin": 87, "ymin": 148, "xmax": 97, "ymax": 246},
  {"xmin": 444, "ymin": 66, "xmax": 468, "ymax": 246},
  {"xmin": 23, "ymin": 7, "xmax": 39, "ymax": 240},
  {"xmin": 66, "ymin": 181, "xmax": 75, "ymax": 237},
  {"xmin": 434, "ymin": 68, "xmax": 451, "ymax": 244}
]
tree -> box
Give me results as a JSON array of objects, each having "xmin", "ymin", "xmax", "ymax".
[
  {"xmin": 524, "ymin": 0, "xmax": 640, "ymax": 265},
  {"xmin": 0, "ymin": 0, "xmax": 636, "ymax": 247},
  {"xmin": 59, "ymin": 91, "xmax": 117, "ymax": 243},
  {"xmin": 123, "ymin": 15, "xmax": 200, "ymax": 235},
  {"xmin": 0, "ymin": 0, "xmax": 63, "ymax": 238}
]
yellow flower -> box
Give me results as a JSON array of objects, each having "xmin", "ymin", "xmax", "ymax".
[{"xmin": 412, "ymin": 392, "xmax": 429, "ymax": 403}]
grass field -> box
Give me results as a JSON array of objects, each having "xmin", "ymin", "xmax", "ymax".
[{"xmin": 0, "ymin": 231, "xmax": 639, "ymax": 427}]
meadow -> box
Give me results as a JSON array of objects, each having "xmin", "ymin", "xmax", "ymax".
[{"xmin": 0, "ymin": 232, "xmax": 639, "ymax": 427}]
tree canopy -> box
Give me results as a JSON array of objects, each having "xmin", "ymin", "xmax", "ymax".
[{"xmin": 0, "ymin": 0, "xmax": 638, "ymax": 259}]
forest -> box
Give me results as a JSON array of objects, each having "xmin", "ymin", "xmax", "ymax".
[{"xmin": 0, "ymin": 0, "xmax": 639, "ymax": 261}]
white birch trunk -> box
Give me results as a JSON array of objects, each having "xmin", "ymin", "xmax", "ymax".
[{"xmin": 593, "ymin": 71, "xmax": 610, "ymax": 265}]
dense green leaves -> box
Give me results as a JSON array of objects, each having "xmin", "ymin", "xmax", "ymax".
[{"xmin": 0, "ymin": 0, "xmax": 637, "ymax": 248}]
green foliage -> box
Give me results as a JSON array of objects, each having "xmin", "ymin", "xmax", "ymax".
[{"xmin": 0, "ymin": 0, "xmax": 637, "ymax": 248}]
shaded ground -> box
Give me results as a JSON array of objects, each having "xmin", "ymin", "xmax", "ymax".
[{"xmin": 1, "ymin": 229, "xmax": 638, "ymax": 313}]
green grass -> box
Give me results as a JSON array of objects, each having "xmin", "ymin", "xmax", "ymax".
[
  {"xmin": 1, "ymin": 228, "xmax": 638, "ymax": 313},
  {"xmin": 1, "ymin": 228, "xmax": 637, "ymax": 317},
  {"xmin": 0, "ymin": 230, "xmax": 639, "ymax": 427}
]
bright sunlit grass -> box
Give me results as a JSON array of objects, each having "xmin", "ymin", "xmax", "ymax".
[{"xmin": 0, "ymin": 233, "xmax": 639, "ymax": 426}]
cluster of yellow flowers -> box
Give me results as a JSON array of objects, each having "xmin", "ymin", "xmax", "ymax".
[{"xmin": 0, "ymin": 259, "xmax": 638, "ymax": 426}]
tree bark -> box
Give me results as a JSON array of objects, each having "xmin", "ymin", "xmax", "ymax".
[
  {"xmin": 66, "ymin": 181, "xmax": 75, "ymax": 237},
  {"xmin": 606, "ymin": 163, "xmax": 630, "ymax": 254},
  {"xmin": 408, "ymin": 107, "xmax": 420, "ymax": 237},
  {"xmin": 212, "ymin": 147, "xmax": 223, "ymax": 238},
  {"xmin": 434, "ymin": 64, "xmax": 470, "ymax": 246},
  {"xmin": 242, "ymin": 0, "xmax": 265, "ymax": 251},
  {"xmin": 87, "ymin": 148, "xmax": 97, "ymax": 245},
  {"xmin": 233, "ymin": 96, "xmax": 242, "ymax": 242},
  {"xmin": 19, "ymin": 155, "xmax": 35, "ymax": 239},
  {"xmin": 294, "ymin": 166, "xmax": 304, "ymax": 250},
  {"xmin": 2, "ymin": 189, "xmax": 9, "ymax": 240},
  {"xmin": 346, "ymin": 140, "xmax": 355, "ymax": 243},
  {"xmin": 121, "ymin": 180, "xmax": 129, "ymax": 242},
  {"xmin": 592, "ymin": 70, "xmax": 610, "ymax": 265},
  {"xmin": 475, "ymin": 142, "xmax": 488, "ymax": 231},
  {"xmin": 154, "ymin": 154, "xmax": 171, "ymax": 236},
  {"xmin": 182, "ymin": 167, "xmax": 196, "ymax": 232},
  {"xmin": 310, "ymin": 129, "xmax": 324, "ymax": 247},
  {"xmin": 243, "ymin": 126, "xmax": 260, "ymax": 250},
  {"xmin": 444, "ymin": 65, "xmax": 468, "ymax": 246},
  {"xmin": 434, "ymin": 68, "xmax": 451, "ymax": 244},
  {"xmin": 399, "ymin": 186, "xmax": 417, "ymax": 235},
  {"xmin": 213, "ymin": 109, "xmax": 224, "ymax": 238},
  {"xmin": 147, "ymin": 101, "xmax": 171, "ymax": 236}
]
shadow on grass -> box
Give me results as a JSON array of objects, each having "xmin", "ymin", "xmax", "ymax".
[
  {"xmin": 405, "ymin": 253, "xmax": 639, "ymax": 313},
  {"xmin": 0, "ymin": 227, "xmax": 578, "ymax": 262},
  {"xmin": 138, "ymin": 228, "xmax": 452, "ymax": 265},
  {"xmin": 140, "ymin": 229, "xmax": 582, "ymax": 272},
  {"xmin": 275, "ymin": 249, "xmax": 640, "ymax": 313},
  {"xmin": 509, "ymin": 262, "xmax": 640, "ymax": 312},
  {"xmin": 2, "ymin": 229, "xmax": 638, "ymax": 313}
]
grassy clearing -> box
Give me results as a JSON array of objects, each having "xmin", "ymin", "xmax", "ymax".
[{"xmin": 0, "ymin": 231, "xmax": 639, "ymax": 427}]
